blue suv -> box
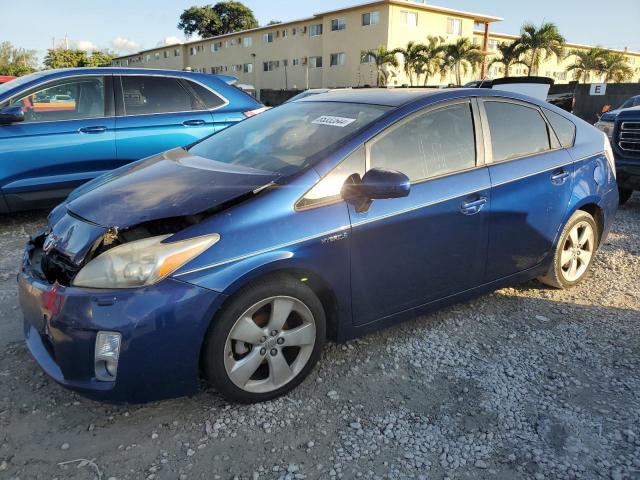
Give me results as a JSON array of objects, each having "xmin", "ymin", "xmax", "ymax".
[
  {"xmin": 18, "ymin": 89, "xmax": 618, "ymax": 403},
  {"xmin": 0, "ymin": 68, "xmax": 264, "ymax": 212}
]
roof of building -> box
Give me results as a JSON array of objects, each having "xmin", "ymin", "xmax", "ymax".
[{"xmin": 113, "ymin": 0, "xmax": 502, "ymax": 60}]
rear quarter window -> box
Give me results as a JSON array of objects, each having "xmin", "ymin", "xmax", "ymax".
[
  {"xmin": 185, "ymin": 80, "xmax": 226, "ymax": 109},
  {"xmin": 543, "ymin": 107, "xmax": 576, "ymax": 148}
]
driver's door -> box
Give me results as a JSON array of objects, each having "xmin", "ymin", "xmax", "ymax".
[
  {"xmin": 348, "ymin": 100, "xmax": 491, "ymax": 326},
  {"xmin": 0, "ymin": 75, "xmax": 116, "ymax": 210}
]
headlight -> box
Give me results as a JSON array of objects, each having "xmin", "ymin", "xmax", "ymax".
[
  {"xmin": 595, "ymin": 121, "xmax": 614, "ymax": 141},
  {"xmin": 72, "ymin": 233, "xmax": 220, "ymax": 288}
]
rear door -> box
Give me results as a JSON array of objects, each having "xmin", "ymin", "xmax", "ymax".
[
  {"xmin": 479, "ymin": 98, "xmax": 574, "ymax": 281},
  {"xmin": 114, "ymin": 75, "xmax": 220, "ymax": 162},
  {"xmin": 0, "ymin": 75, "xmax": 116, "ymax": 211},
  {"xmin": 348, "ymin": 99, "xmax": 491, "ymax": 325}
]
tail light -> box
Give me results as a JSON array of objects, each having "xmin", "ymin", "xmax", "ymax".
[
  {"xmin": 244, "ymin": 106, "xmax": 270, "ymax": 118},
  {"xmin": 571, "ymin": 97, "xmax": 576, "ymax": 112},
  {"xmin": 603, "ymin": 132, "xmax": 616, "ymax": 179}
]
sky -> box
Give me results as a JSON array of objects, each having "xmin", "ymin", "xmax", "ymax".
[{"xmin": 2, "ymin": 0, "xmax": 639, "ymax": 65}]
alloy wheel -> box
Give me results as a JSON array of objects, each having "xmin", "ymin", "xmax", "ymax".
[
  {"xmin": 560, "ymin": 220, "xmax": 594, "ymax": 282},
  {"xmin": 223, "ymin": 296, "xmax": 316, "ymax": 393}
]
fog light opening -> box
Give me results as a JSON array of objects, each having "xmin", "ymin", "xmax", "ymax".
[{"xmin": 95, "ymin": 331, "xmax": 121, "ymax": 382}]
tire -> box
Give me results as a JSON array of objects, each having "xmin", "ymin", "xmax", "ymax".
[
  {"xmin": 538, "ymin": 210, "xmax": 598, "ymax": 289},
  {"xmin": 618, "ymin": 187, "xmax": 633, "ymax": 206},
  {"xmin": 202, "ymin": 273, "xmax": 326, "ymax": 403}
]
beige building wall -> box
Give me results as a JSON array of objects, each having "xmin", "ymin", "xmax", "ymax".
[{"xmin": 112, "ymin": 0, "xmax": 640, "ymax": 90}]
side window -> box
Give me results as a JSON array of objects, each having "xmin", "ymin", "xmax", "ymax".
[
  {"xmin": 297, "ymin": 146, "xmax": 365, "ymax": 209},
  {"xmin": 121, "ymin": 76, "xmax": 197, "ymax": 115},
  {"xmin": 369, "ymin": 102, "xmax": 476, "ymax": 181},
  {"xmin": 8, "ymin": 76, "xmax": 105, "ymax": 123},
  {"xmin": 484, "ymin": 101, "xmax": 550, "ymax": 162},
  {"xmin": 543, "ymin": 108, "xmax": 576, "ymax": 148},
  {"xmin": 184, "ymin": 80, "xmax": 225, "ymax": 109}
]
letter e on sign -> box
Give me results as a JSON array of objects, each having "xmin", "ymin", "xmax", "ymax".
[{"xmin": 589, "ymin": 84, "xmax": 607, "ymax": 96}]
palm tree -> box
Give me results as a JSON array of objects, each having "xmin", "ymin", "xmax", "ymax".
[
  {"xmin": 413, "ymin": 35, "xmax": 446, "ymax": 86},
  {"xmin": 600, "ymin": 50, "xmax": 634, "ymax": 83},
  {"xmin": 565, "ymin": 48, "xmax": 607, "ymax": 83},
  {"xmin": 393, "ymin": 41, "xmax": 428, "ymax": 86},
  {"xmin": 488, "ymin": 41, "xmax": 526, "ymax": 77},
  {"xmin": 518, "ymin": 22, "xmax": 565, "ymax": 76},
  {"xmin": 361, "ymin": 46, "xmax": 399, "ymax": 87},
  {"xmin": 441, "ymin": 38, "xmax": 484, "ymax": 85}
]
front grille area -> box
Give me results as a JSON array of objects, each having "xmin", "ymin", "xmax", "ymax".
[{"xmin": 618, "ymin": 121, "xmax": 640, "ymax": 155}]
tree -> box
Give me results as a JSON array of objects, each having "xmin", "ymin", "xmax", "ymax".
[
  {"xmin": 414, "ymin": 36, "xmax": 446, "ymax": 86},
  {"xmin": 266, "ymin": 20, "xmax": 282, "ymax": 26},
  {"xmin": 600, "ymin": 50, "xmax": 634, "ymax": 83},
  {"xmin": 361, "ymin": 46, "xmax": 399, "ymax": 87},
  {"xmin": 178, "ymin": 2, "xmax": 258, "ymax": 38},
  {"xmin": 43, "ymin": 48, "xmax": 116, "ymax": 69},
  {"xmin": 565, "ymin": 48, "xmax": 607, "ymax": 83},
  {"xmin": 441, "ymin": 38, "xmax": 484, "ymax": 85},
  {"xmin": 517, "ymin": 22, "xmax": 565, "ymax": 76},
  {"xmin": 0, "ymin": 41, "xmax": 38, "ymax": 76},
  {"xmin": 489, "ymin": 41, "xmax": 526, "ymax": 77},
  {"xmin": 394, "ymin": 41, "xmax": 428, "ymax": 86}
]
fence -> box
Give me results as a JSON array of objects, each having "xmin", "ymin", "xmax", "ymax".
[
  {"xmin": 259, "ymin": 89, "xmax": 303, "ymax": 107},
  {"xmin": 573, "ymin": 83, "xmax": 640, "ymax": 124}
]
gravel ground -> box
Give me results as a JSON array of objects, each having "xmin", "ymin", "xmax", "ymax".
[{"xmin": 0, "ymin": 197, "xmax": 639, "ymax": 480}]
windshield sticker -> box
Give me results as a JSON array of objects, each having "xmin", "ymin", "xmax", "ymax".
[{"xmin": 312, "ymin": 115, "xmax": 357, "ymax": 128}]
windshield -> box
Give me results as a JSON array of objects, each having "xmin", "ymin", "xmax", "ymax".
[
  {"xmin": 0, "ymin": 71, "xmax": 46, "ymax": 98},
  {"xmin": 188, "ymin": 101, "xmax": 391, "ymax": 175},
  {"xmin": 619, "ymin": 97, "xmax": 640, "ymax": 110}
]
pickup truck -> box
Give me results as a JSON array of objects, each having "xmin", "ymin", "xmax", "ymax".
[{"xmin": 610, "ymin": 106, "xmax": 640, "ymax": 204}]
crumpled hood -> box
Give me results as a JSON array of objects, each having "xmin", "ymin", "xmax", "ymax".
[{"xmin": 64, "ymin": 148, "xmax": 279, "ymax": 228}]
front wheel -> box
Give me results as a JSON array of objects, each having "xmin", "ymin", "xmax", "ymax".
[
  {"xmin": 202, "ymin": 274, "xmax": 326, "ymax": 403},
  {"xmin": 538, "ymin": 210, "xmax": 598, "ymax": 289}
]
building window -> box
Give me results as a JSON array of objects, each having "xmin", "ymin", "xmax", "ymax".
[
  {"xmin": 331, "ymin": 17, "xmax": 346, "ymax": 31},
  {"xmin": 401, "ymin": 11, "xmax": 418, "ymax": 27},
  {"xmin": 145, "ymin": 54, "xmax": 151, "ymax": 61},
  {"xmin": 309, "ymin": 56, "xmax": 323, "ymax": 68},
  {"xmin": 243, "ymin": 63, "xmax": 253, "ymax": 73},
  {"xmin": 174, "ymin": 48, "xmax": 180, "ymax": 57},
  {"xmin": 282, "ymin": 29, "xmax": 288, "ymax": 38},
  {"xmin": 263, "ymin": 60, "xmax": 279, "ymax": 71},
  {"xmin": 292, "ymin": 58, "xmax": 300, "ymax": 66},
  {"xmin": 488, "ymin": 39, "xmax": 499, "ymax": 51},
  {"xmin": 163, "ymin": 51, "xmax": 168, "ymax": 58},
  {"xmin": 330, "ymin": 52, "xmax": 346, "ymax": 67},
  {"xmin": 243, "ymin": 37, "xmax": 252, "ymax": 47},
  {"xmin": 309, "ymin": 24, "xmax": 323, "ymax": 36},
  {"xmin": 447, "ymin": 18, "xmax": 462, "ymax": 35},
  {"xmin": 212, "ymin": 42, "xmax": 222, "ymax": 52},
  {"xmin": 263, "ymin": 33, "xmax": 274, "ymax": 43},
  {"xmin": 154, "ymin": 52, "xmax": 160, "ymax": 59},
  {"xmin": 362, "ymin": 11, "xmax": 379, "ymax": 26},
  {"xmin": 361, "ymin": 52, "xmax": 375, "ymax": 64}
]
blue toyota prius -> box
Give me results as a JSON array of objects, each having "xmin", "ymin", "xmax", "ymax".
[
  {"xmin": 18, "ymin": 88, "xmax": 618, "ymax": 403},
  {"xmin": 0, "ymin": 68, "xmax": 264, "ymax": 212}
]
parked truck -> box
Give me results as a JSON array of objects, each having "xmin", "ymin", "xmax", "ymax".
[{"xmin": 611, "ymin": 106, "xmax": 640, "ymax": 204}]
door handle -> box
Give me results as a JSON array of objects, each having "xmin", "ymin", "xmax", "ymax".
[
  {"xmin": 78, "ymin": 126, "xmax": 107, "ymax": 134},
  {"xmin": 460, "ymin": 196, "xmax": 487, "ymax": 215},
  {"xmin": 551, "ymin": 169, "xmax": 570, "ymax": 185},
  {"xmin": 182, "ymin": 119, "xmax": 206, "ymax": 126}
]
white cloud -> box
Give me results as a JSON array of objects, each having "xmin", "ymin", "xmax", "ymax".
[
  {"xmin": 110, "ymin": 36, "xmax": 142, "ymax": 52},
  {"xmin": 73, "ymin": 40, "xmax": 98, "ymax": 51},
  {"xmin": 157, "ymin": 36, "xmax": 182, "ymax": 47}
]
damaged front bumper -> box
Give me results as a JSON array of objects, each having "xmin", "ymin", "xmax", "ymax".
[{"xmin": 19, "ymin": 231, "xmax": 227, "ymax": 403}]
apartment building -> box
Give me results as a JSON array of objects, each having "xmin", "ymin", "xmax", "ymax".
[{"xmin": 112, "ymin": 0, "xmax": 640, "ymax": 90}]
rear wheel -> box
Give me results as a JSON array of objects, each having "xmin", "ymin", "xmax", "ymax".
[
  {"xmin": 538, "ymin": 210, "xmax": 598, "ymax": 289},
  {"xmin": 618, "ymin": 187, "xmax": 633, "ymax": 206},
  {"xmin": 202, "ymin": 274, "xmax": 325, "ymax": 403}
]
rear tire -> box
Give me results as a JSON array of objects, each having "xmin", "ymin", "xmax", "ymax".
[
  {"xmin": 538, "ymin": 210, "xmax": 598, "ymax": 289},
  {"xmin": 202, "ymin": 274, "xmax": 326, "ymax": 403},
  {"xmin": 618, "ymin": 187, "xmax": 633, "ymax": 206}
]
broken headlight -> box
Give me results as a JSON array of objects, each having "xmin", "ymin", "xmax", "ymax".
[{"xmin": 72, "ymin": 234, "xmax": 220, "ymax": 288}]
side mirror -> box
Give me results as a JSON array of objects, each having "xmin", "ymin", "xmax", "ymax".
[
  {"xmin": 341, "ymin": 168, "xmax": 410, "ymax": 212},
  {"xmin": 0, "ymin": 106, "xmax": 24, "ymax": 125}
]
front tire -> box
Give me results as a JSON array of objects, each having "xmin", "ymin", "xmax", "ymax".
[
  {"xmin": 202, "ymin": 274, "xmax": 326, "ymax": 403},
  {"xmin": 538, "ymin": 210, "xmax": 598, "ymax": 289}
]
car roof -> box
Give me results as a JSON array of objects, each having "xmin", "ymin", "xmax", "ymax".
[{"xmin": 298, "ymin": 88, "xmax": 444, "ymax": 107}]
